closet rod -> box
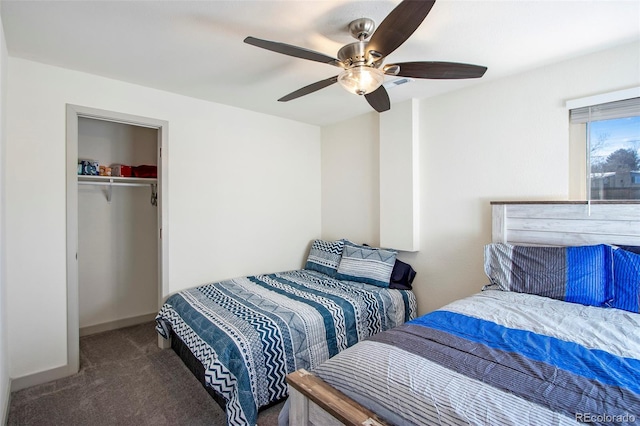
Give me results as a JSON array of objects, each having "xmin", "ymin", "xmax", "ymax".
[
  {"xmin": 78, "ymin": 181, "xmax": 152, "ymax": 188},
  {"xmin": 78, "ymin": 180, "xmax": 157, "ymax": 205}
]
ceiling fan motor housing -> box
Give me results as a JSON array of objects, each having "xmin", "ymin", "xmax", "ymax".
[
  {"xmin": 338, "ymin": 41, "xmax": 382, "ymax": 68},
  {"xmin": 338, "ymin": 42, "xmax": 368, "ymax": 67}
]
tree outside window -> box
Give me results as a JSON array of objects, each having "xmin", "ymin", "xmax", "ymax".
[{"xmin": 589, "ymin": 116, "xmax": 640, "ymax": 200}]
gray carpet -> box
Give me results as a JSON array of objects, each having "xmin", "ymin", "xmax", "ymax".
[{"xmin": 7, "ymin": 322, "xmax": 283, "ymax": 425}]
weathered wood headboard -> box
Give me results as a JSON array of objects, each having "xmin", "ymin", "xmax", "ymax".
[{"xmin": 491, "ymin": 201, "xmax": 640, "ymax": 246}]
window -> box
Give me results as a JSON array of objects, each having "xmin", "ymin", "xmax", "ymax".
[{"xmin": 569, "ymin": 93, "xmax": 640, "ymax": 200}]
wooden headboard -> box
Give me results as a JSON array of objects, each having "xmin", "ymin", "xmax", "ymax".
[{"xmin": 491, "ymin": 201, "xmax": 640, "ymax": 246}]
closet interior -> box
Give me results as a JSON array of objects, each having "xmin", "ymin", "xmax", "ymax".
[{"xmin": 77, "ymin": 117, "xmax": 159, "ymax": 336}]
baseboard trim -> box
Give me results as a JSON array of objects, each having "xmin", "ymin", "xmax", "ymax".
[
  {"xmin": 79, "ymin": 312, "xmax": 157, "ymax": 337},
  {"xmin": 2, "ymin": 378, "xmax": 10, "ymax": 424},
  {"xmin": 11, "ymin": 313, "xmax": 158, "ymax": 392},
  {"xmin": 10, "ymin": 364, "xmax": 74, "ymax": 392}
]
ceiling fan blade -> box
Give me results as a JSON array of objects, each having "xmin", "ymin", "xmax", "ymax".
[
  {"xmin": 390, "ymin": 61, "xmax": 487, "ymax": 79},
  {"xmin": 367, "ymin": 0, "xmax": 436, "ymax": 59},
  {"xmin": 244, "ymin": 36, "xmax": 342, "ymax": 67},
  {"xmin": 278, "ymin": 76, "xmax": 339, "ymax": 102},
  {"xmin": 365, "ymin": 85, "xmax": 391, "ymax": 113}
]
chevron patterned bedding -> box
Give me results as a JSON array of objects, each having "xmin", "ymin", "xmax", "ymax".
[
  {"xmin": 312, "ymin": 290, "xmax": 640, "ymax": 425},
  {"xmin": 155, "ymin": 269, "xmax": 416, "ymax": 426}
]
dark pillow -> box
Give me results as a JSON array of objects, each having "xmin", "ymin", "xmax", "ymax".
[
  {"xmin": 617, "ymin": 245, "xmax": 640, "ymax": 255},
  {"xmin": 389, "ymin": 259, "xmax": 417, "ymax": 290}
]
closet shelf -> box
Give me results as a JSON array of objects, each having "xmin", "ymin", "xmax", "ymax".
[
  {"xmin": 78, "ymin": 175, "xmax": 158, "ymax": 205},
  {"xmin": 78, "ymin": 175, "xmax": 156, "ymax": 185}
]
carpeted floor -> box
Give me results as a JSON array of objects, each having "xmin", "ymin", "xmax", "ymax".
[{"xmin": 7, "ymin": 322, "xmax": 283, "ymax": 425}]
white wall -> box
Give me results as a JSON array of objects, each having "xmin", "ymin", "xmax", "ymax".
[
  {"xmin": 0, "ymin": 9, "xmax": 10, "ymax": 423},
  {"xmin": 5, "ymin": 58, "xmax": 321, "ymax": 380},
  {"xmin": 379, "ymin": 99, "xmax": 420, "ymax": 251},
  {"xmin": 321, "ymin": 112, "xmax": 380, "ymax": 246},
  {"xmin": 321, "ymin": 41, "xmax": 640, "ymax": 315},
  {"xmin": 77, "ymin": 119, "xmax": 158, "ymax": 329}
]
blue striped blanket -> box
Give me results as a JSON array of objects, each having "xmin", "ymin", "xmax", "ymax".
[
  {"xmin": 155, "ymin": 269, "xmax": 416, "ymax": 426},
  {"xmin": 314, "ymin": 290, "xmax": 640, "ymax": 425}
]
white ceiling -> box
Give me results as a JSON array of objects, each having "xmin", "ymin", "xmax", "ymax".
[{"xmin": 1, "ymin": 0, "xmax": 639, "ymax": 126}]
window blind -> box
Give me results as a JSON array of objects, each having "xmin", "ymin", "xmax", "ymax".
[{"xmin": 570, "ymin": 97, "xmax": 640, "ymax": 123}]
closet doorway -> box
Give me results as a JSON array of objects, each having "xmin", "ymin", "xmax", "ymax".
[{"xmin": 66, "ymin": 105, "xmax": 168, "ymax": 374}]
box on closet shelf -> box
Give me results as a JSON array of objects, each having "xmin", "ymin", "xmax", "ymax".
[
  {"xmin": 111, "ymin": 164, "xmax": 132, "ymax": 177},
  {"xmin": 78, "ymin": 159, "xmax": 99, "ymax": 176},
  {"xmin": 99, "ymin": 166, "xmax": 112, "ymax": 176},
  {"xmin": 132, "ymin": 165, "xmax": 157, "ymax": 178}
]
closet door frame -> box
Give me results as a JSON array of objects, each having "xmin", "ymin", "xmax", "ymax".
[{"xmin": 66, "ymin": 104, "xmax": 168, "ymax": 374}]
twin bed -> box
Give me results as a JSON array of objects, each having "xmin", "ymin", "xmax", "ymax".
[{"xmin": 157, "ymin": 201, "xmax": 640, "ymax": 426}]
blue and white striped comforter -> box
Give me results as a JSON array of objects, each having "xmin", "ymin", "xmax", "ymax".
[
  {"xmin": 155, "ymin": 269, "xmax": 416, "ymax": 426},
  {"xmin": 313, "ymin": 290, "xmax": 640, "ymax": 425}
]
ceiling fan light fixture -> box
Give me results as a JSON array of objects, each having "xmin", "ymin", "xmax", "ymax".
[{"xmin": 337, "ymin": 66, "xmax": 384, "ymax": 96}]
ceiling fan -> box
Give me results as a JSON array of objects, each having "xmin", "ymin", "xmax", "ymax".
[{"xmin": 244, "ymin": 0, "xmax": 487, "ymax": 113}]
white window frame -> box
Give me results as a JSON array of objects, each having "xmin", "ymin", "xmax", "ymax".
[{"xmin": 566, "ymin": 87, "xmax": 640, "ymax": 201}]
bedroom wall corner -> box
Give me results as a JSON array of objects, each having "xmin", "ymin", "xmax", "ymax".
[{"xmin": 0, "ymin": 9, "xmax": 11, "ymax": 424}]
